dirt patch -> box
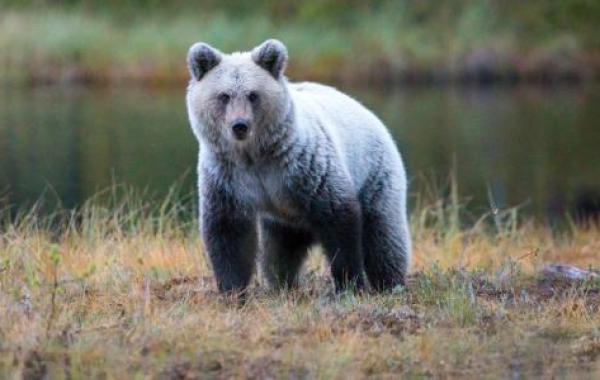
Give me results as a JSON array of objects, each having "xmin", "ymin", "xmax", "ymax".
[
  {"xmin": 151, "ymin": 276, "xmax": 220, "ymax": 304},
  {"xmin": 152, "ymin": 276, "xmax": 200, "ymax": 299},
  {"xmin": 159, "ymin": 355, "xmax": 307, "ymax": 380},
  {"xmin": 159, "ymin": 357, "xmax": 223, "ymax": 380},
  {"xmin": 21, "ymin": 351, "xmax": 47, "ymax": 380},
  {"xmin": 331, "ymin": 305, "xmax": 422, "ymax": 337},
  {"xmin": 417, "ymin": 269, "xmax": 600, "ymax": 308}
]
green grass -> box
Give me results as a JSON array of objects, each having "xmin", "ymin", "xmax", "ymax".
[
  {"xmin": 0, "ymin": 187, "xmax": 599, "ymax": 378},
  {"xmin": 1, "ymin": 1, "xmax": 598, "ymax": 85}
]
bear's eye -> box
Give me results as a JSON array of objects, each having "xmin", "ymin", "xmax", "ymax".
[
  {"xmin": 217, "ymin": 93, "xmax": 230, "ymax": 104},
  {"xmin": 248, "ymin": 92, "xmax": 259, "ymax": 103}
]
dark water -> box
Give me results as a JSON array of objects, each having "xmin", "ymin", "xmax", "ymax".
[{"xmin": 0, "ymin": 85, "xmax": 598, "ymax": 221}]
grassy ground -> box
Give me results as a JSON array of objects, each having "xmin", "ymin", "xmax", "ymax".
[
  {"xmin": 0, "ymin": 189, "xmax": 599, "ymax": 378},
  {"xmin": 1, "ymin": 1, "xmax": 599, "ymax": 85}
]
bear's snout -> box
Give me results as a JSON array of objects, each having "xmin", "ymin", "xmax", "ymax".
[{"xmin": 231, "ymin": 119, "xmax": 250, "ymax": 140}]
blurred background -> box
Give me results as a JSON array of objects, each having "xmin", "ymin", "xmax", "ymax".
[{"xmin": 0, "ymin": 0, "xmax": 599, "ymax": 223}]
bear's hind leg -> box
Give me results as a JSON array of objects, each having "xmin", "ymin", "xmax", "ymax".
[
  {"xmin": 361, "ymin": 190, "xmax": 411, "ymax": 291},
  {"xmin": 260, "ymin": 219, "xmax": 313, "ymax": 290}
]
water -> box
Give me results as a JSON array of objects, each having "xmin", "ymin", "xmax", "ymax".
[{"xmin": 0, "ymin": 85, "xmax": 598, "ymax": 221}]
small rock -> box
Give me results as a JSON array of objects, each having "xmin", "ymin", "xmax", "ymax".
[{"xmin": 541, "ymin": 264, "xmax": 599, "ymax": 282}]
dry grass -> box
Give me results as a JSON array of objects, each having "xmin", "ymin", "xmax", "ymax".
[{"xmin": 0, "ymin": 190, "xmax": 599, "ymax": 379}]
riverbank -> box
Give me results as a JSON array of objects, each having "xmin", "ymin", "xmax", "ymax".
[
  {"xmin": 0, "ymin": 190, "xmax": 599, "ymax": 377},
  {"xmin": 1, "ymin": 2, "xmax": 599, "ymax": 86}
]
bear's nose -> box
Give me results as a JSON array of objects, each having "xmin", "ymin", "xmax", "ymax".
[{"xmin": 231, "ymin": 121, "xmax": 249, "ymax": 140}]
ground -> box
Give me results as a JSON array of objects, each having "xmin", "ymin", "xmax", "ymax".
[{"xmin": 0, "ymin": 195, "xmax": 599, "ymax": 379}]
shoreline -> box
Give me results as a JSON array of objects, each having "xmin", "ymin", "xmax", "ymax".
[
  {"xmin": 3, "ymin": 67, "xmax": 598, "ymax": 88},
  {"xmin": 1, "ymin": 6, "xmax": 599, "ymax": 87}
]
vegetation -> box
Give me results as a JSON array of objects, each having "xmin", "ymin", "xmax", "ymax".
[
  {"xmin": 0, "ymin": 186, "xmax": 598, "ymax": 378},
  {"xmin": 1, "ymin": 0, "xmax": 599, "ymax": 85},
  {"xmin": 1, "ymin": 2, "xmax": 599, "ymax": 377}
]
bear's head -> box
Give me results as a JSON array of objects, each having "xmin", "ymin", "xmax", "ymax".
[{"xmin": 186, "ymin": 39, "xmax": 290, "ymax": 153}]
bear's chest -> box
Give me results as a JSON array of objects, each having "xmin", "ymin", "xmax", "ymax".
[{"xmin": 234, "ymin": 167, "xmax": 301, "ymax": 223}]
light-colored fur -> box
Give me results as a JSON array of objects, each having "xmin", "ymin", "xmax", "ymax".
[{"xmin": 186, "ymin": 39, "xmax": 411, "ymax": 293}]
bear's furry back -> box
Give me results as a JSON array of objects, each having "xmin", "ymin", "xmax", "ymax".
[{"xmin": 288, "ymin": 81, "xmax": 407, "ymax": 197}]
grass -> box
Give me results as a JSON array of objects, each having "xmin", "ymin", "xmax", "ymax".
[
  {"xmin": 1, "ymin": 1, "xmax": 599, "ymax": 85},
  {"xmin": 0, "ymin": 186, "xmax": 599, "ymax": 378}
]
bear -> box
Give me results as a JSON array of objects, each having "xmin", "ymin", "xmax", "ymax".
[{"xmin": 186, "ymin": 39, "xmax": 411, "ymax": 294}]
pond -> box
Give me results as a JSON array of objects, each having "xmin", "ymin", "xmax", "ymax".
[{"xmin": 0, "ymin": 84, "xmax": 598, "ymax": 222}]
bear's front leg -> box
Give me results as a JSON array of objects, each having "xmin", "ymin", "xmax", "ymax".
[
  {"xmin": 312, "ymin": 197, "xmax": 365, "ymax": 292},
  {"xmin": 200, "ymin": 177, "xmax": 257, "ymax": 295}
]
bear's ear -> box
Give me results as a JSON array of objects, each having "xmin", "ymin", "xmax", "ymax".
[
  {"xmin": 251, "ymin": 39, "xmax": 288, "ymax": 79},
  {"xmin": 187, "ymin": 42, "xmax": 222, "ymax": 81}
]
